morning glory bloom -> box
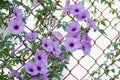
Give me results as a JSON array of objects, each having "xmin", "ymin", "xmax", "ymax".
[
  {"xmin": 64, "ymin": 0, "xmax": 70, "ymax": 13},
  {"xmin": 42, "ymin": 38, "xmax": 53, "ymax": 52},
  {"xmin": 81, "ymin": 42, "xmax": 91, "ymax": 55},
  {"xmin": 76, "ymin": 10, "xmax": 90, "ymax": 21},
  {"xmin": 87, "ymin": 18, "xmax": 98, "ymax": 30},
  {"xmin": 52, "ymin": 41, "xmax": 61, "ymax": 57},
  {"xmin": 82, "ymin": 34, "xmax": 91, "ymax": 43},
  {"xmin": 8, "ymin": 19, "xmax": 24, "ymax": 35},
  {"xmin": 81, "ymin": 34, "xmax": 91, "ymax": 55},
  {"xmin": 69, "ymin": 3, "xmax": 85, "ymax": 15},
  {"xmin": 66, "ymin": 32, "xmax": 81, "ymax": 41},
  {"xmin": 35, "ymin": 61, "xmax": 48, "ymax": 74},
  {"xmin": 35, "ymin": 50, "xmax": 48, "ymax": 63},
  {"xmin": 64, "ymin": 37, "xmax": 80, "ymax": 52},
  {"xmin": 66, "ymin": 22, "xmax": 80, "ymax": 35},
  {"xmin": 41, "ymin": 74, "xmax": 48, "ymax": 80},
  {"xmin": 9, "ymin": 69, "xmax": 20, "ymax": 78},
  {"xmin": 13, "ymin": 6, "xmax": 23, "ymax": 20},
  {"xmin": 25, "ymin": 32, "xmax": 38, "ymax": 41},
  {"xmin": 24, "ymin": 62, "xmax": 38, "ymax": 76}
]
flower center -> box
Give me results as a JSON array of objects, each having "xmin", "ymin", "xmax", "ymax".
[
  {"xmin": 29, "ymin": 68, "xmax": 33, "ymax": 72},
  {"xmin": 14, "ymin": 25, "xmax": 19, "ymax": 30},
  {"xmin": 81, "ymin": 15, "xmax": 86, "ymax": 19},
  {"xmin": 53, "ymin": 48, "xmax": 56, "ymax": 51},
  {"xmin": 70, "ymin": 43, "xmax": 74, "ymax": 47},
  {"xmin": 37, "ymin": 66, "xmax": 41, "ymax": 71},
  {"xmin": 75, "ymin": 9, "xmax": 79, "ymax": 12},
  {"xmin": 38, "ymin": 56, "xmax": 41, "ymax": 60},
  {"xmin": 44, "ymin": 43, "xmax": 48, "ymax": 47},
  {"xmin": 82, "ymin": 45, "xmax": 85, "ymax": 50},
  {"xmin": 72, "ymin": 28, "xmax": 76, "ymax": 31},
  {"xmin": 14, "ymin": 12, "xmax": 17, "ymax": 16}
]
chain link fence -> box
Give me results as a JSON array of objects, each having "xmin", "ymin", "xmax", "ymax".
[{"xmin": 1, "ymin": 0, "xmax": 120, "ymax": 80}]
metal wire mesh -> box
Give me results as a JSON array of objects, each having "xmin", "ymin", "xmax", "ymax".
[{"xmin": 1, "ymin": 0, "xmax": 120, "ymax": 80}]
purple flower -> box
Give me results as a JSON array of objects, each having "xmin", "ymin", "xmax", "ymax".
[
  {"xmin": 81, "ymin": 34, "xmax": 91, "ymax": 55},
  {"xmin": 13, "ymin": 6, "xmax": 23, "ymax": 20},
  {"xmin": 76, "ymin": 10, "xmax": 90, "ymax": 21},
  {"xmin": 33, "ymin": 0, "xmax": 39, "ymax": 6},
  {"xmin": 52, "ymin": 41, "xmax": 61, "ymax": 57},
  {"xmin": 42, "ymin": 38, "xmax": 53, "ymax": 52},
  {"xmin": 35, "ymin": 61, "xmax": 48, "ymax": 74},
  {"xmin": 9, "ymin": 69, "xmax": 20, "ymax": 78},
  {"xmin": 81, "ymin": 42, "xmax": 91, "ymax": 55},
  {"xmin": 24, "ymin": 62, "xmax": 38, "ymax": 76},
  {"xmin": 25, "ymin": 32, "xmax": 38, "ymax": 41},
  {"xmin": 65, "ymin": 0, "xmax": 70, "ymax": 8},
  {"xmin": 69, "ymin": 3, "xmax": 85, "ymax": 15},
  {"xmin": 87, "ymin": 18, "xmax": 98, "ymax": 30},
  {"xmin": 8, "ymin": 19, "xmax": 24, "ymax": 35},
  {"xmin": 66, "ymin": 32, "xmax": 81, "ymax": 40},
  {"xmin": 35, "ymin": 50, "xmax": 48, "ymax": 63},
  {"xmin": 52, "ymin": 31, "xmax": 63, "ymax": 42},
  {"xmin": 82, "ymin": 34, "xmax": 91, "ymax": 43},
  {"xmin": 41, "ymin": 74, "xmax": 48, "ymax": 80},
  {"xmin": 66, "ymin": 22, "xmax": 80, "ymax": 35},
  {"xmin": 64, "ymin": 37, "xmax": 80, "ymax": 52},
  {"xmin": 64, "ymin": 0, "xmax": 70, "ymax": 13}
]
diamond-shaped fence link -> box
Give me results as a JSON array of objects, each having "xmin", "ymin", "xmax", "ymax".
[{"xmin": 1, "ymin": 0, "xmax": 120, "ymax": 80}]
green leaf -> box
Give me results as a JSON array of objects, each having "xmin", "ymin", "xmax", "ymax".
[
  {"xmin": 6, "ymin": 64, "xmax": 12, "ymax": 71},
  {"xmin": 0, "ymin": 12, "xmax": 6, "ymax": 19},
  {"xmin": 0, "ymin": 20, "xmax": 2, "ymax": 26},
  {"xmin": 119, "ymin": 70, "xmax": 120, "ymax": 74},
  {"xmin": 0, "ymin": 48, "xmax": 9, "ymax": 57},
  {"xmin": 100, "ymin": 0, "xmax": 107, "ymax": 4},
  {"xmin": 111, "ymin": 68, "xmax": 115, "ymax": 73},
  {"xmin": 113, "ymin": 43, "xmax": 118, "ymax": 49},
  {"xmin": 104, "ymin": 69, "xmax": 110, "ymax": 75},
  {"xmin": 13, "ymin": 0, "xmax": 23, "ymax": 6},
  {"xmin": 4, "ymin": 35, "xmax": 13, "ymax": 42},
  {"xmin": 57, "ymin": 22, "xmax": 68, "ymax": 31},
  {"xmin": 98, "ymin": 29, "xmax": 106, "ymax": 35},
  {"xmin": 59, "ymin": 65, "xmax": 64, "ymax": 72},
  {"xmin": 54, "ymin": 75, "xmax": 61, "ymax": 80},
  {"xmin": 101, "ymin": 20, "xmax": 106, "ymax": 26},
  {"xmin": 63, "ymin": 64, "xmax": 68, "ymax": 70},
  {"xmin": 3, "ymin": 48, "xmax": 10, "ymax": 56},
  {"xmin": 5, "ymin": 41, "xmax": 13, "ymax": 49},
  {"xmin": 0, "ymin": 42, "xmax": 4, "ymax": 50},
  {"xmin": 61, "ymin": 45, "xmax": 66, "ymax": 51},
  {"xmin": 90, "ymin": 70, "xmax": 97, "ymax": 76},
  {"xmin": 105, "ymin": 52, "xmax": 114, "ymax": 59},
  {"xmin": 0, "ymin": 1, "xmax": 13, "ymax": 10},
  {"xmin": 0, "ymin": 51, "xmax": 4, "ymax": 57}
]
